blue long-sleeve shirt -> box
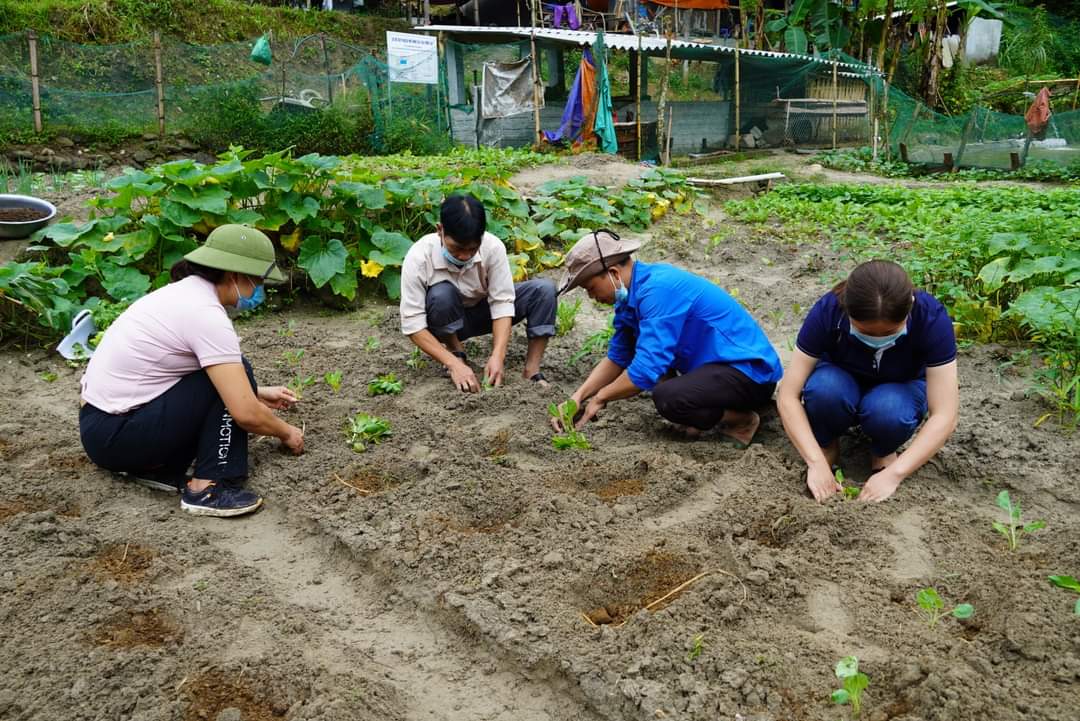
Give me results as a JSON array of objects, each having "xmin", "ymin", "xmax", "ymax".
[{"xmin": 607, "ymin": 261, "xmax": 783, "ymax": 390}]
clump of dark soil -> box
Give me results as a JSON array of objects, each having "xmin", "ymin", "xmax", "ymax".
[
  {"xmin": 582, "ymin": 551, "xmax": 703, "ymax": 625},
  {"xmin": 0, "ymin": 207, "xmax": 48, "ymax": 222},
  {"xmin": 86, "ymin": 542, "xmax": 156, "ymax": 583},
  {"xmin": 547, "ymin": 459, "xmax": 650, "ymax": 501},
  {"xmin": 90, "ymin": 608, "xmax": 182, "ymax": 648}
]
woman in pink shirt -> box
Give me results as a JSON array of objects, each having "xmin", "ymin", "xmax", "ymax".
[{"xmin": 79, "ymin": 225, "xmax": 304, "ymax": 517}]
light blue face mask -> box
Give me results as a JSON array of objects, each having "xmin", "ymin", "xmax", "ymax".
[
  {"xmin": 442, "ymin": 245, "xmax": 477, "ymax": 270},
  {"xmin": 609, "ymin": 273, "xmax": 628, "ymax": 306},
  {"xmin": 234, "ymin": 279, "xmax": 265, "ymax": 312},
  {"xmin": 850, "ymin": 325, "xmax": 907, "ymax": 349}
]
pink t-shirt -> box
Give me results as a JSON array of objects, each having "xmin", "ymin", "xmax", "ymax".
[{"xmin": 80, "ymin": 275, "xmax": 243, "ymax": 414}]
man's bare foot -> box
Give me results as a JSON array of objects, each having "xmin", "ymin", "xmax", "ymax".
[
  {"xmin": 719, "ymin": 410, "xmax": 760, "ymax": 447},
  {"xmin": 870, "ymin": 452, "xmax": 898, "ymax": 472}
]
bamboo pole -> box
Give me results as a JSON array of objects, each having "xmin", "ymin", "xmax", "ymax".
[
  {"xmin": 424, "ymin": 0, "xmax": 430, "ymax": 25},
  {"xmin": 530, "ymin": 26, "xmax": 541, "ymax": 146},
  {"xmin": 657, "ymin": 33, "xmax": 672, "ymax": 161},
  {"xmin": 473, "ymin": 0, "xmax": 480, "ymax": 26},
  {"xmin": 1073, "ymin": 77, "xmax": 1080, "ymax": 110},
  {"xmin": 153, "ymin": 31, "xmax": 165, "ymax": 138},
  {"xmin": 734, "ymin": 45, "xmax": 740, "ymax": 152},
  {"xmin": 28, "ymin": 30, "xmax": 41, "ymax": 134},
  {"xmin": 320, "ymin": 34, "xmax": 333, "ymax": 104},
  {"xmin": 831, "ymin": 58, "xmax": 839, "ymax": 149},
  {"xmin": 636, "ymin": 35, "xmax": 642, "ymax": 161}
]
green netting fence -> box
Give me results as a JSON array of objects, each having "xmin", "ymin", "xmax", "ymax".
[{"xmin": 0, "ymin": 30, "xmax": 451, "ymax": 154}]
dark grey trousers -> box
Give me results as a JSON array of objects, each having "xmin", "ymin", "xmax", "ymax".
[
  {"xmin": 425, "ymin": 279, "xmax": 557, "ymax": 340},
  {"xmin": 651, "ymin": 363, "xmax": 776, "ymax": 431}
]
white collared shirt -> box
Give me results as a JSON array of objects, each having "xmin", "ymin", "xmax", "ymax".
[{"xmin": 399, "ymin": 231, "xmax": 516, "ymax": 335}]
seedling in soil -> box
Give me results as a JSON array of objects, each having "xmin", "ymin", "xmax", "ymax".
[
  {"xmin": 324, "ymin": 370, "xmax": 343, "ymax": 393},
  {"xmin": 39, "ymin": 371, "xmax": 57, "ymax": 382},
  {"xmin": 1048, "ymin": 575, "xmax": 1080, "ymax": 615},
  {"xmin": 288, "ymin": 375, "xmax": 316, "ymax": 399},
  {"xmin": 368, "ymin": 373, "xmax": 403, "ymax": 396},
  {"xmin": 687, "ymin": 633, "xmax": 706, "ymax": 662},
  {"xmin": 406, "ymin": 347, "xmax": 427, "ymax": 370},
  {"xmin": 835, "ymin": 468, "xmax": 860, "ymax": 500},
  {"xmin": 365, "ymin": 335, "xmax": 380, "ymax": 352},
  {"xmin": 556, "ymin": 297, "xmax": 583, "ymax": 337},
  {"xmin": 831, "ymin": 656, "xmax": 869, "ymax": 717},
  {"xmin": 569, "ymin": 316, "xmax": 615, "ymax": 365},
  {"xmin": 345, "ymin": 413, "xmax": 392, "ymax": 452},
  {"xmin": 915, "ymin": 587, "xmax": 974, "ymax": 628},
  {"xmin": 992, "ymin": 490, "xmax": 1045, "ymax": 550},
  {"xmin": 277, "ymin": 320, "xmax": 296, "ymax": 337},
  {"xmin": 547, "ymin": 399, "xmax": 591, "ymax": 450},
  {"xmin": 481, "ymin": 375, "xmax": 494, "ymax": 391},
  {"xmin": 282, "ymin": 348, "xmax": 305, "ymax": 366}
]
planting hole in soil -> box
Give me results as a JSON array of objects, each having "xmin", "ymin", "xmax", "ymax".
[
  {"xmin": 86, "ymin": 542, "xmax": 156, "ymax": 584},
  {"xmin": 89, "ymin": 608, "xmax": 182, "ymax": 649},
  {"xmin": 744, "ymin": 502, "xmax": 804, "ymax": 548},
  {"xmin": 0, "ymin": 496, "xmax": 81, "ymax": 522},
  {"xmin": 548, "ymin": 460, "xmax": 650, "ymax": 502},
  {"xmin": 580, "ymin": 551, "xmax": 703, "ymax": 626},
  {"xmin": 431, "ymin": 494, "xmax": 525, "ymax": 535},
  {"xmin": 183, "ymin": 672, "xmax": 290, "ymax": 721}
]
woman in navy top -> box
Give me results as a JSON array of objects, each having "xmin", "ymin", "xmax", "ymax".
[
  {"xmin": 777, "ymin": 260, "xmax": 959, "ymax": 502},
  {"xmin": 555, "ymin": 230, "xmax": 783, "ymax": 446}
]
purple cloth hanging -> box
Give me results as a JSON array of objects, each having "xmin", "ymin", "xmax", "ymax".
[
  {"xmin": 546, "ymin": 3, "xmax": 581, "ymax": 30},
  {"xmin": 543, "ymin": 49, "xmax": 593, "ymax": 144}
]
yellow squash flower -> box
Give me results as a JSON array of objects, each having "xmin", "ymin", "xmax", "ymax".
[{"xmin": 361, "ymin": 259, "xmax": 384, "ymax": 278}]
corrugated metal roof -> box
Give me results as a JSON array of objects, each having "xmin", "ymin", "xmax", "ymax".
[{"xmin": 416, "ymin": 25, "xmax": 872, "ymax": 73}]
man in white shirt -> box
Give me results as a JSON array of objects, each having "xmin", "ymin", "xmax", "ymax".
[{"xmin": 399, "ymin": 194, "xmax": 556, "ymax": 393}]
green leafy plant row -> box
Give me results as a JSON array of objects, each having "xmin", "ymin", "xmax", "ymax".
[{"xmin": 1, "ymin": 148, "xmax": 696, "ymax": 345}]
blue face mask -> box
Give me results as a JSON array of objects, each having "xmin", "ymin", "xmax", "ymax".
[
  {"xmin": 442, "ymin": 245, "xmax": 476, "ymax": 270},
  {"xmin": 850, "ymin": 325, "xmax": 906, "ymax": 349},
  {"xmin": 609, "ymin": 273, "xmax": 629, "ymax": 306},
  {"xmin": 234, "ymin": 279, "xmax": 265, "ymax": 312}
]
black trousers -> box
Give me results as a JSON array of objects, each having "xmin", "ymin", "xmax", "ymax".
[
  {"xmin": 79, "ymin": 358, "xmax": 256, "ymax": 487},
  {"xmin": 425, "ymin": 279, "xmax": 557, "ymax": 341},
  {"xmin": 651, "ymin": 363, "xmax": 776, "ymax": 431}
]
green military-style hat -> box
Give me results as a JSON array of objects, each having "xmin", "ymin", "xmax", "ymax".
[{"xmin": 184, "ymin": 224, "xmax": 286, "ymax": 283}]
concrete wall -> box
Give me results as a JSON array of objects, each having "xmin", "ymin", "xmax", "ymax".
[{"xmin": 451, "ymin": 99, "xmax": 734, "ymax": 155}]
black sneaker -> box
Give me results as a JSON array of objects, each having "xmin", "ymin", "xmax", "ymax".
[
  {"xmin": 180, "ymin": 483, "xmax": 263, "ymax": 518},
  {"xmin": 115, "ymin": 470, "xmax": 184, "ymax": 494}
]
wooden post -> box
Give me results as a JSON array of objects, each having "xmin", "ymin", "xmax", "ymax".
[
  {"xmin": 636, "ymin": 34, "xmax": 642, "ymax": 160},
  {"xmin": 424, "ymin": 0, "xmax": 430, "ymax": 25},
  {"xmin": 28, "ymin": 30, "xmax": 42, "ymax": 134},
  {"xmin": 153, "ymin": 31, "xmax": 165, "ymax": 138},
  {"xmin": 530, "ymin": 29, "xmax": 542, "ymax": 146},
  {"xmin": 473, "ymin": 0, "xmax": 480, "ymax": 26},
  {"xmin": 1073, "ymin": 76, "xmax": 1080, "ymax": 110},
  {"xmin": 883, "ymin": 79, "xmax": 891, "ymax": 160},
  {"xmin": 831, "ymin": 58, "xmax": 839, "ymax": 149},
  {"xmin": 734, "ymin": 46, "xmax": 740, "ymax": 151}
]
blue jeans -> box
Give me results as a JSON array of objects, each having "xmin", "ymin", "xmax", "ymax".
[{"xmin": 802, "ymin": 361, "xmax": 927, "ymax": 458}]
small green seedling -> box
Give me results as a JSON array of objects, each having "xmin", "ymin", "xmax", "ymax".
[
  {"xmin": 687, "ymin": 633, "xmax": 705, "ymax": 663},
  {"xmin": 282, "ymin": 348, "xmax": 305, "ymax": 366},
  {"xmin": 39, "ymin": 371, "xmax": 57, "ymax": 382},
  {"xmin": 288, "ymin": 375, "xmax": 316, "ymax": 399},
  {"xmin": 835, "ymin": 468, "xmax": 860, "ymax": 500},
  {"xmin": 345, "ymin": 412, "xmax": 392, "ymax": 453},
  {"xmin": 481, "ymin": 375, "xmax": 494, "ymax": 391},
  {"xmin": 365, "ymin": 335, "xmax": 380, "ymax": 352},
  {"xmin": 831, "ymin": 656, "xmax": 869, "ymax": 717},
  {"xmin": 405, "ymin": 347, "xmax": 427, "ymax": 370},
  {"xmin": 324, "ymin": 370, "xmax": 342, "ymax": 393},
  {"xmin": 277, "ymin": 320, "xmax": 296, "ymax": 337},
  {"xmin": 915, "ymin": 587, "xmax": 974, "ymax": 628},
  {"xmin": 992, "ymin": 490, "xmax": 1045, "ymax": 550},
  {"xmin": 556, "ymin": 297, "xmax": 583, "ymax": 337},
  {"xmin": 1048, "ymin": 575, "xmax": 1080, "ymax": 615},
  {"xmin": 368, "ymin": 373, "xmax": 403, "ymax": 396},
  {"xmin": 547, "ymin": 399, "xmax": 591, "ymax": 450}
]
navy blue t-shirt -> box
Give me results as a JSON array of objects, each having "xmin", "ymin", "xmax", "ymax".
[{"xmin": 796, "ymin": 290, "xmax": 957, "ymax": 383}]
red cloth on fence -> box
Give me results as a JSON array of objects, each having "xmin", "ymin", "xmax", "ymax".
[{"xmin": 1025, "ymin": 87, "xmax": 1052, "ymax": 136}]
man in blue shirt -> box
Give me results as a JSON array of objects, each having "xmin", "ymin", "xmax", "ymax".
[{"xmin": 554, "ymin": 230, "xmax": 783, "ymax": 446}]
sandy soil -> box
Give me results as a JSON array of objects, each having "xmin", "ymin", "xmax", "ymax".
[{"xmin": 2, "ymin": 157, "xmax": 1079, "ymax": 721}]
